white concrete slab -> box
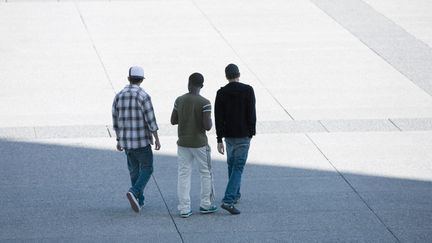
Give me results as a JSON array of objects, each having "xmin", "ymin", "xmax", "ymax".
[
  {"xmin": 196, "ymin": 0, "xmax": 432, "ymax": 120},
  {"xmin": 0, "ymin": 3, "xmax": 114, "ymax": 127},
  {"xmin": 391, "ymin": 118, "xmax": 432, "ymax": 131},
  {"xmin": 76, "ymin": 1, "xmax": 290, "ymax": 124},
  {"xmin": 246, "ymin": 133, "xmax": 336, "ymax": 172},
  {"xmin": 0, "ymin": 127, "xmax": 36, "ymax": 139},
  {"xmin": 257, "ymin": 120, "xmax": 327, "ymax": 133},
  {"xmin": 2, "ymin": 0, "xmax": 432, "ymax": 128},
  {"xmin": 308, "ymin": 131, "xmax": 432, "ymax": 182},
  {"xmin": 363, "ymin": 0, "xmax": 432, "ymax": 48},
  {"xmin": 312, "ymin": 0, "xmax": 432, "ymax": 101},
  {"xmin": 320, "ymin": 119, "xmax": 399, "ymax": 132},
  {"xmin": 35, "ymin": 125, "xmax": 109, "ymax": 138}
]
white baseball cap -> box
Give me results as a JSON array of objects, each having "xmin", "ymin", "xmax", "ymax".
[{"xmin": 128, "ymin": 66, "xmax": 145, "ymax": 79}]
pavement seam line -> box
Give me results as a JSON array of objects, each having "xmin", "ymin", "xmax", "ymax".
[
  {"xmin": 190, "ymin": 0, "xmax": 295, "ymax": 121},
  {"xmin": 305, "ymin": 133, "xmax": 401, "ymax": 242},
  {"xmin": 388, "ymin": 119, "xmax": 402, "ymax": 132},
  {"xmin": 318, "ymin": 120, "xmax": 330, "ymax": 132},
  {"xmin": 106, "ymin": 125, "xmax": 112, "ymax": 137},
  {"xmin": 73, "ymin": 1, "xmax": 117, "ymax": 95},
  {"xmin": 33, "ymin": 127, "xmax": 38, "ymax": 139},
  {"xmin": 151, "ymin": 174, "xmax": 185, "ymax": 243}
]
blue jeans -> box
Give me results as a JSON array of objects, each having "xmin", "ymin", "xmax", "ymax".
[
  {"xmin": 125, "ymin": 145, "xmax": 153, "ymax": 206},
  {"xmin": 222, "ymin": 137, "xmax": 251, "ymax": 205}
]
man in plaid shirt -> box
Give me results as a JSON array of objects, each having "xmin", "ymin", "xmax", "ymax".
[{"xmin": 112, "ymin": 66, "xmax": 161, "ymax": 213}]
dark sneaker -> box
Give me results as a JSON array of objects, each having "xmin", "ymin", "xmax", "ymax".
[
  {"xmin": 180, "ymin": 211, "xmax": 192, "ymax": 218},
  {"xmin": 126, "ymin": 191, "xmax": 140, "ymax": 213},
  {"xmin": 221, "ymin": 203, "xmax": 240, "ymax": 215},
  {"xmin": 200, "ymin": 205, "xmax": 218, "ymax": 214}
]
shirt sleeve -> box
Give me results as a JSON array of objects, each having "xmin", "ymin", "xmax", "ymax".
[
  {"xmin": 174, "ymin": 98, "xmax": 178, "ymax": 111},
  {"xmin": 140, "ymin": 94, "xmax": 159, "ymax": 132},
  {"xmin": 202, "ymin": 101, "xmax": 211, "ymax": 113},
  {"xmin": 215, "ymin": 89, "xmax": 224, "ymax": 143},
  {"xmin": 248, "ymin": 86, "xmax": 256, "ymax": 136},
  {"xmin": 112, "ymin": 95, "xmax": 119, "ymax": 133}
]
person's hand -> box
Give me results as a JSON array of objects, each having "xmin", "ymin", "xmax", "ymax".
[
  {"xmin": 154, "ymin": 139, "xmax": 161, "ymax": 151},
  {"xmin": 116, "ymin": 141, "xmax": 123, "ymax": 152},
  {"xmin": 217, "ymin": 143, "xmax": 224, "ymax": 155}
]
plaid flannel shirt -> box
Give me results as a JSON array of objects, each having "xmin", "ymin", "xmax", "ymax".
[{"xmin": 112, "ymin": 84, "xmax": 159, "ymax": 149}]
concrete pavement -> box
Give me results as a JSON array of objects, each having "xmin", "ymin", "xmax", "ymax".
[{"xmin": 1, "ymin": 0, "xmax": 432, "ymax": 242}]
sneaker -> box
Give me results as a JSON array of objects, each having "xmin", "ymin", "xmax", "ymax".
[
  {"xmin": 180, "ymin": 211, "xmax": 192, "ymax": 218},
  {"xmin": 221, "ymin": 203, "xmax": 240, "ymax": 215},
  {"xmin": 199, "ymin": 205, "xmax": 218, "ymax": 214},
  {"xmin": 126, "ymin": 191, "xmax": 140, "ymax": 213}
]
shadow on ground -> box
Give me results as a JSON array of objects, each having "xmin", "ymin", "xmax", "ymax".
[{"xmin": 0, "ymin": 139, "xmax": 431, "ymax": 242}]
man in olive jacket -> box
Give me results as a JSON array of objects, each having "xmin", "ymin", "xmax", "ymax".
[{"xmin": 171, "ymin": 73, "xmax": 217, "ymax": 218}]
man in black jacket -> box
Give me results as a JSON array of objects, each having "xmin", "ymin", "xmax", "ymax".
[{"xmin": 215, "ymin": 63, "xmax": 256, "ymax": 215}]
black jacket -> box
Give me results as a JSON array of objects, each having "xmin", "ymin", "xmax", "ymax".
[{"xmin": 215, "ymin": 81, "xmax": 256, "ymax": 143}]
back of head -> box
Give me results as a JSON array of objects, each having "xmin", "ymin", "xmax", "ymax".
[
  {"xmin": 128, "ymin": 66, "xmax": 145, "ymax": 84},
  {"xmin": 225, "ymin": 63, "xmax": 240, "ymax": 80},
  {"xmin": 189, "ymin": 72, "xmax": 204, "ymax": 88}
]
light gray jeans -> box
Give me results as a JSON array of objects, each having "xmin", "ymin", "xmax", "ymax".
[{"xmin": 177, "ymin": 145, "xmax": 214, "ymax": 213}]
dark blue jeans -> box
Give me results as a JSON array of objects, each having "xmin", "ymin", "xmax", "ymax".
[
  {"xmin": 125, "ymin": 145, "xmax": 153, "ymax": 206},
  {"xmin": 222, "ymin": 137, "xmax": 251, "ymax": 205}
]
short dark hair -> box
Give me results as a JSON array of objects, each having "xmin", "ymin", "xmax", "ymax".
[
  {"xmin": 225, "ymin": 63, "xmax": 240, "ymax": 80},
  {"xmin": 128, "ymin": 76, "xmax": 144, "ymax": 84},
  {"xmin": 189, "ymin": 72, "xmax": 204, "ymax": 88}
]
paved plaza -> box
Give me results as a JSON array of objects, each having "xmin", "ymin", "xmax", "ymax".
[{"xmin": 1, "ymin": 0, "xmax": 432, "ymax": 242}]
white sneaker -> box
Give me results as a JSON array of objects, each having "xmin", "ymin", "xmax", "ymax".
[{"xmin": 180, "ymin": 210, "xmax": 192, "ymax": 218}]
